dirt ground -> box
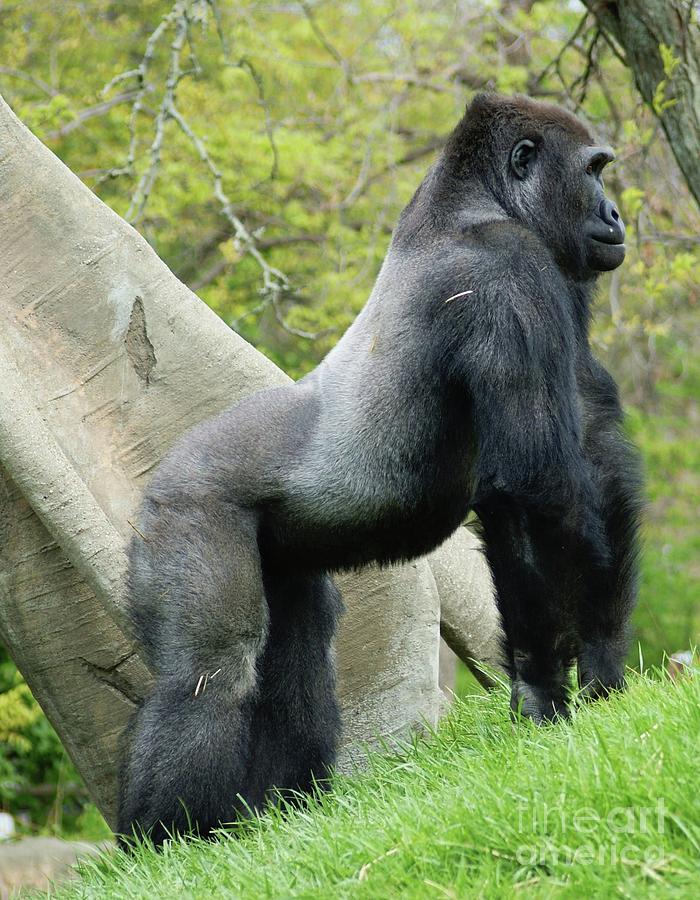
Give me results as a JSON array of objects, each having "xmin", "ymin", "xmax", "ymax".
[{"xmin": 0, "ymin": 837, "xmax": 108, "ymax": 898}]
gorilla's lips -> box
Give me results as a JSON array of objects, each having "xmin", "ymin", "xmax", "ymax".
[{"xmin": 585, "ymin": 199, "xmax": 626, "ymax": 271}]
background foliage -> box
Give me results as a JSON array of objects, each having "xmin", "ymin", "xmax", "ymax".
[{"xmin": 0, "ymin": 0, "xmax": 697, "ymax": 833}]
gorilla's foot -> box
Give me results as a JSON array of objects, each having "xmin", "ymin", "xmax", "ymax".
[
  {"xmin": 510, "ymin": 679, "xmax": 570, "ymax": 724},
  {"xmin": 577, "ymin": 667, "xmax": 626, "ymax": 701},
  {"xmin": 577, "ymin": 638, "xmax": 626, "ymax": 702}
]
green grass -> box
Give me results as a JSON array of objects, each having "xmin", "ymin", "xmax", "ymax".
[{"xmin": 55, "ymin": 672, "xmax": 700, "ymax": 899}]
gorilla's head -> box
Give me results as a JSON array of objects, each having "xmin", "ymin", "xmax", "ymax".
[{"xmin": 444, "ymin": 93, "xmax": 626, "ymax": 277}]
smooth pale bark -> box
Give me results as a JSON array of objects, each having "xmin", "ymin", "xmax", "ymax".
[
  {"xmin": 583, "ymin": 0, "xmax": 700, "ymax": 208},
  {"xmin": 431, "ymin": 527, "xmax": 502, "ymax": 689},
  {"xmin": 0, "ymin": 93, "xmax": 502, "ymax": 829}
]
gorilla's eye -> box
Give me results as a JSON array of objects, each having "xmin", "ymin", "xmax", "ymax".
[
  {"xmin": 585, "ymin": 150, "xmax": 614, "ymax": 178},
  {"xmin": 510, "ymin": 139, "xmax": 537, "ymax": 179}
]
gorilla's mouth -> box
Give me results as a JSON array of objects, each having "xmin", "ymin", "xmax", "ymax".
[
  {"xmin": 590, "ymin": 233, "xmax": 625, "ymax": 246},
  {"xmin": 590, "ymin": 232, "xmax": 625, "ymax": 248}
]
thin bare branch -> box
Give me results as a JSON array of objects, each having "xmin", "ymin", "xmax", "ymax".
[
  {"xmin": 235, "ymin": 58, "xmax": 280, "ymax": 182},
  {"xmin": 45, "ymin": 89, "xmax": 143, "ymax": 140},
  {"xmin": 98, "ymin": 11, "xmax": 171, "ymax": 187},
  {"xmin": 125, "ymin": 5, "xmax": 189, "ymax": 223},
  {"xmin": 353, "ymin": 72, "xmax": 457, "ymax": 94},
  {"xmin": 0, "ymin": 66, "xmax": 58, "ymax": 97},
  {"xmin": 168, "ymin": 101, "xmax": 290, "ymax": 298},
  {"xmin": 569, "ymin": 27, "xmax": 601, "ymax": 107},
  {"xmin": 299, "ymin": 0, "xmax": 352, "ymax": 80},
  {"xmin": 533, "ymin": 12, "xmax": 589, "ymax": 89},
  {"xmin": 99, "ymin": 0, "xmax": 293, "ymax": 311},
  {"xmin": 270, "ymin": 292, "xmax": 335, "ymax": 340}
]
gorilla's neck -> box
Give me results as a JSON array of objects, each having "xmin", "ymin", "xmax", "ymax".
[{"xmin": 568, "ymin": 277, "xmax": 596, "ymax": 343}]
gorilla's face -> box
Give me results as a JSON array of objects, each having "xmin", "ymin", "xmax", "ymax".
[
  {"xmin": 507, "ymin": 130, "xmax": 626, "ymax": 277},
  {"xmin": 577, "ymin": 145, "xmax": 626, "ymax": 272}
]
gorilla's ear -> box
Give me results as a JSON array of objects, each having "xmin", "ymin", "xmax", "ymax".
[{"xmin": 510, "ymin": 139, "xmax": 537, "ymax": 179}]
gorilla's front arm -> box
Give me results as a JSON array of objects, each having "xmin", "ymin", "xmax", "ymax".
[
  {"xmin": 119, "ymin": 93, "xmax": 642, "ymax": 845},
  {"xmin": 439, "ymin": 227, "xmax": 620, "ymax": 721}
]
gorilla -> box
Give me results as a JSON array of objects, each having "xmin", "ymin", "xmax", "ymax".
[{"xmin": 118, "ymin": 93, "xmax": 642, "ymax": 845}]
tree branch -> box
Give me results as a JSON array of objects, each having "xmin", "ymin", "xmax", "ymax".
[
  {"xmin": 582, "ymin": 0, "xmax": 700, "ymax": 208},
  {"xmin": 99, "ymin": 0, "xmax": 293, "ymax": 311},
  {"xmin": 45, "ymin": 89, "xmax": 144, "ymax": 140}
]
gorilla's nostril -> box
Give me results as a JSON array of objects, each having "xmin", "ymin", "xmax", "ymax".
[{"xmin": 598, "ymin": 199, "xmax": 621, "ymax": 227}]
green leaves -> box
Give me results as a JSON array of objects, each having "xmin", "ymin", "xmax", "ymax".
[{"xmin": 652, "ymin": 43, "xmax": 681, "ymax": 114}]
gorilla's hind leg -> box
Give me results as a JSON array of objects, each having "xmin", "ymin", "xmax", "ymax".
[
  {"xmin": 244, "ymin": 571, "xmax": 343, "ymax": 811},
  {"xmin": 578, "ymin": 409, "xmax": 643, "ymax": 700},
  {"xmin": 118, "ymin": 502, "xmax": 269, "ymax": 846}
]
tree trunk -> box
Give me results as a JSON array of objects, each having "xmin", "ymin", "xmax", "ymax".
[
  {"xmin": 584, "ymin": 0, "xmax": 700, "ymax": 208},
  {"xmin": 0, "ymin": 94, "xmax": 501, "ymax": 830}
]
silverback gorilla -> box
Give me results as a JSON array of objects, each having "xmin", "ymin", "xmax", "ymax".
[{"xmin": 118, "ymin": 93, "xmax": 642, "ymax": 845}]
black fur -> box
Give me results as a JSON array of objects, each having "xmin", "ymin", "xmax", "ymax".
[{"xmin": 118, "ymin": 93, "xmax": 642, "ymax": 845}]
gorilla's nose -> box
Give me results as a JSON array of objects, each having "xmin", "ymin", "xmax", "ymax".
[
  {"xmin": 598, "ymin": 199, "xmax": 625, "ymax": 243},
  {"xmin": 599, "ymin": 198, "xmax": 620, "ymax": 225}
]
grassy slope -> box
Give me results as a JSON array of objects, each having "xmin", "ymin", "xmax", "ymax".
[
  {"xmin": 58, "ymin": 673, "xmax": 699, "ymax": 899},
  {"xmin": 629, "ymin": 404, "xmax": 700, "ymax": 669},
  {"xmin": 47, "ymin": 393, "xmax": 700, "ymax": 891}
]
